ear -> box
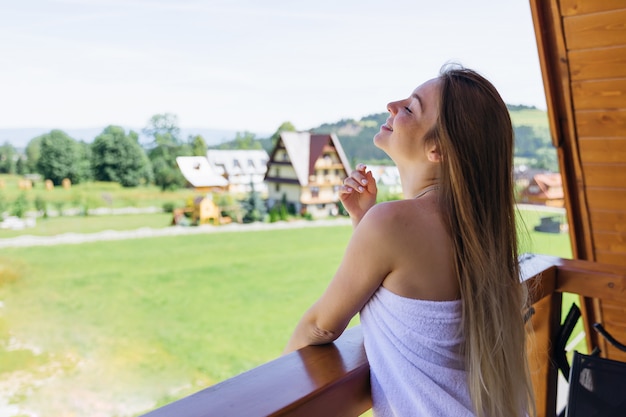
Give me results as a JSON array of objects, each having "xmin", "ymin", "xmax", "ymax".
[{"xmin": 427, "ymin": 143, "xmax": 443, "ymax": 163}]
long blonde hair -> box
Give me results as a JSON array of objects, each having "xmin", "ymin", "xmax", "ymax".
[{"xmin": 430, "ymin": 66, "xmax": 535, "ymax": 417}]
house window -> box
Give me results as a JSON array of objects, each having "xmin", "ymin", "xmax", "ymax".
[
  {"xmin": 233, "ymin": 159, "xmax": 241, "ymax": 168},
  {"xmin": 275, "ymin": 183, "xmax": 280, "ymax": 192},
  {"xmin": 311, "ymin": 187, "xmax": 319, "ymax": 198},
  {"xmin": 248, "ymin": 159, "xmax": 255, "ymax": 168}
]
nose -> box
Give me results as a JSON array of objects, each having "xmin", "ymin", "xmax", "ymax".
[{"xmin": 387, "ymin": 100, "xmax": 400, "ymax": 115}]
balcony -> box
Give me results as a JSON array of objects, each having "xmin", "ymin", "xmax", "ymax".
[{"xmin": 142, "ymin": 254, "xmax": 626, "ymax": 417}]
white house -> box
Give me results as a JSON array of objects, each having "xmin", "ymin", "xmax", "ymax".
[
  {"xmin": 206, "ymin": 149, "xmax": 269, "ymax": 195},
  {"xmin": 176, "ymin": 156, "xmax": 228, "ymax": 192}
]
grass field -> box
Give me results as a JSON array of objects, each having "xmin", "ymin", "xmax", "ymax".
[
  {"xmin": 509, "ymin": 108, "xmax": 550, "ymax": 130},
  {"xmin": 0, "ymin": 208, "xmax": 574, "ymax": 417}
]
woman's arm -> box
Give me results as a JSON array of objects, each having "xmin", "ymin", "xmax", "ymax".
[{"xmin": 284, "ymin": 203, "xmax": 393, "ymax": 354}]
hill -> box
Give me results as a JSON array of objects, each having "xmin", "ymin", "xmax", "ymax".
[{"xmin": 304, "ymin": 105, "xmax": 552, "ymax": 167}]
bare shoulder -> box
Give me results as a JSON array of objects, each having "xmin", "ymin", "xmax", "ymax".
[
  {"xmin": 361, "ymin": 197, "xmax": 458, "ymax": 301},
  {"xmin": 362, "ymin": 197, "xmax": 440, "ymax": 233}
]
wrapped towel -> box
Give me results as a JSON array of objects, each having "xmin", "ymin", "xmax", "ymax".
[{"xmin": 361, "ymin": 286, "xmax": 475, "ymax": 417}]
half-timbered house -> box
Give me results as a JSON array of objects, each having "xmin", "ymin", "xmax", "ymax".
[{"xmin": 264, "ymin": 132, "xmax": 352, "ymax": 218}]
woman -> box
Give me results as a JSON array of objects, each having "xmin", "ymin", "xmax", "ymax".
[{"xmin": 284, "ymin": 66, "xmax": 535, "ymax": 417}]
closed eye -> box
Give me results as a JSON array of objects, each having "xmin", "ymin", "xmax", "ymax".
[{"xmin": 404, "ymin": 106, "xmax": 412, "ymax": 114}]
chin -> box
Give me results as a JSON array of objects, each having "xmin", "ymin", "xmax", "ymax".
[{"xmin": 373, "ymin": 133, "xmax": 385, "ymax": 150}]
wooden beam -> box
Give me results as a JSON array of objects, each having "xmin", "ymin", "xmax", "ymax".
[{"xmin": 555, "ymin": 259, "xmax": 626, "ymax": 302}]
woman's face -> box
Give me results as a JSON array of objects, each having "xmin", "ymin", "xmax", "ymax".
[{"xmin": 373, "ymin": 78, "xmax": 441, "ymax": 163}]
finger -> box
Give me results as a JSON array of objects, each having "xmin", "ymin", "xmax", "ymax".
[
  {"xmin": 348, "ymin": 171, "xmax": 368, "ymax": 188},
  {"xmin": 365, "ymin": 171, "xmax": 377, "ymax": 193},
  {"xmin": 343, "ymin": 177, "xmax": 365, "ymax": 192},
  {"xmin": 340, "ymin": 184, "xmax": 354, "ymax": 195}
]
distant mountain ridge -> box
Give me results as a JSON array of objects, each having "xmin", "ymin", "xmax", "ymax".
[{"xmin": 1, "ymin": 105, "xmax": 548, "ymax": 159}]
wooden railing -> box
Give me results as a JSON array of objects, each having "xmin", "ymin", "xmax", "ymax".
[{"xmin": 141, "ymin": 254, "xmax": 626, "ymax": 417}]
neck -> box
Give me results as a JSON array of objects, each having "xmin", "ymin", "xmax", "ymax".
[
  {"xmin": 413, "ymin": 184, "xmax": 440, "ymax": 199},
  {"xmin": 398, "ymin": 169, "xmax": 441, "ymax": 200}
]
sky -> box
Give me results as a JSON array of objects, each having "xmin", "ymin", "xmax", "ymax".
[{"xmin": 0, "ymin": 0, "xmax": 546, "ymax": 136}]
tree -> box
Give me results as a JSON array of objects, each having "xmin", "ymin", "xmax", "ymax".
[
  {"xmin": 143, "ymin": 113, "xmax": 181, "ymax": 144},
  {"xmin": 0, "ymin": 142, "xmax": 17, "ymax": 174},
  {"xmin": 75, "ymin": 141, "xmax": 93, "ymax": 183},
  {"xmin": 36, "ymin": 130, "xmax": 88, "ymax": 185},
  {"xmin": 242, "ymin": 181, "xmax": 266, "ymax": 223},
  {"xmin": 270, "ymin": 121, "xmax": 296, "ymax": 145},
  {"xmin": 151, "ymin": 157, "xmax": 184, "ymax": 191},
  {"xmin": 189, "ymin": 134, "xmax": 208, "ymax": 156},
  {"xmin": 215, "ymin": 131, "xmax": 261, "ymax": 150},
  {"xmin": 144, "ymin": 114, "xmax": 189, "ymax": 190},
  {"xmin": 16, "ymin": 157, "xmax": 26, "ymax": 175},
  {"xmin": 25, "ymin": 136, "xmax": 43, "ymax": 173},
  {"xmin": 92, "ymin": 126, "xmax": 153, "ymax": 187}
]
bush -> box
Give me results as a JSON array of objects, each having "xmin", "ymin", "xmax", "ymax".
[
  {"xmin": 162, "ymin": 202, "xmax": 176, "ymax": 213},
  {"xmin": 34, "ymin": 194, "xmax": 48, "ymax": 218},
  {"xmin": 269, "ymin": 206, "xmax": 280, "ymax": 223},
  {"xmin": 53, "ymin": 201, "xmax": 65, "ymax": 216},
  {"xmin": 11, "ymin": 193, "xmax": 29, "ymax": 218},
  {"xmin": 268, "ymin": 203, "xmax": 289, "ymax": 223},
  {"xmin": 0, "ymin": 192, "xmax": 7, "ymax": 217}
]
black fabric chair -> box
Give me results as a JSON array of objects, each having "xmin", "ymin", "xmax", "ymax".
[{"xmin": 565, "ymin": 351, "xmax": 626, "ymax": 417}]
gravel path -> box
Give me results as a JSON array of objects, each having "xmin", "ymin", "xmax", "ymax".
[
  {"xmin": 0, "ymin": 204, "xmax": 563, "ymax": 249},
  {"xmin": 0, "ymin": 218, "xmax": 352, "ymax": 248}
]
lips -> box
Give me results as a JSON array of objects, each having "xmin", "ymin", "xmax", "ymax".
[{"xmin": 382, "ymin": 119, "xmax": 393, "ymax": 132}]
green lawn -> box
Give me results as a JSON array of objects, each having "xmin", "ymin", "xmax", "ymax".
[
  {"xmin": 0, "ymin": 225, "xmax": 352, "ymax": 416},
  {"xmin": 0, "ymin": 208, "xmax": 574, "ymax": 417}
]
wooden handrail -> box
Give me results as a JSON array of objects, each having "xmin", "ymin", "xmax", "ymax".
[
  {"xmin": 141, "ymin": 326, "xmax": 371, "ymax": 417},
  {"xmin": 141, "ymin": 255, "xmax": 626, "ymax": 417}
]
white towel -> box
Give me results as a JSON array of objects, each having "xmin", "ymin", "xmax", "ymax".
[{"xmin": 360, "ymin": 286, "xmax": 475, "ymax": 417}]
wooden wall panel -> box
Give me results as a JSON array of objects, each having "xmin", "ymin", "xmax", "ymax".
[
  {"xmin": 563, "ymin": 9, "xmax": 626, "ymax": 50},
  {"xmin": 586, "ymin": 188, "xmax": 626, "ymax": 211},
  {"xmin": 599, "ymin": 299, "xmax": 626, "ymax": 362},
  {"xmin": 593, "ymin": 231, "xmax": 626, "ymax": 254},
  {"xmin": 590, "ymin": 210, "xmax": 626, "ymax": 233},
  {"xmin": 572, "ymin": 79, "xmax": 626, "ymax": 109},
  {"xmin": 601, "ymin": 300, "xmax": 626, "ymax": 324},
  {"xmin": 595, "ymin": 251, "xmax": 626, "ymax": 266},
  {"xmin": 582, "ymin": 164, "xmax": 626, "ymax": 187},
  {"xmin": 579, "ymin": 138, "xmax": 626, "ymax": 163},
  {"xmin": 605, "ymin": 345, "xmax": 626, "ymax": 362},
  {"xmin": 560, "ymin": 0, "xmax": 626, "ymax": 17},
  {"xmin": 569, "ymin": 46, "xmax": 626, "ymax": 81},
  {"xmin": 575, "ymin": 109, "xmax": 626, "ymax": 137}
]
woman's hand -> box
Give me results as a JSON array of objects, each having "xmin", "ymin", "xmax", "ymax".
[{"xmin": 340, "ymin": 164, "xmax": 377, "ymax": 227}]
